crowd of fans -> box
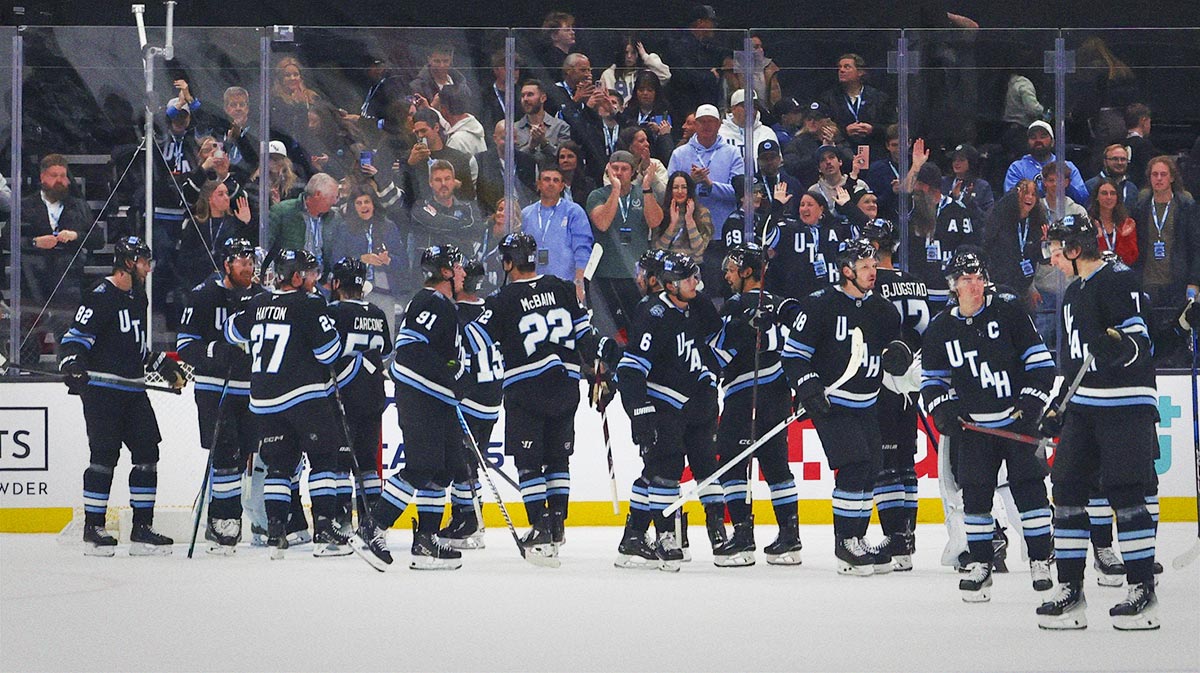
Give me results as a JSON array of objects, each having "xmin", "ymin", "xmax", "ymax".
[{"xmin": 4, "ymin": 10, "xmax": 1200, "ymax": 364}]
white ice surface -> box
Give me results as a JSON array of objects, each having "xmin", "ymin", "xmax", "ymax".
[{"xmin": 2, "ymin": 523, "xmax": 1198, "ymax": 673}]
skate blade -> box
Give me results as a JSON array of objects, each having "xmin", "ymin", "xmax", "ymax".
[
  {"xmin": 1033, "ymin": 579, "xmax": 1054, "ymax": 592},
  {"xmin": 525, "ymin": 542, "xmax": 558, "ymax": 559},
  {"xmin": 1038, "ymin": 613, "xmax": 1088, "ymax": 630},
  {"xmin": 614, "ymin": 554, "xmax": 660, "ymax": 570},
  {"xmin": 1096, "ymin": 573, "xmax": 1124, "ymax": 587},
  {"xmin": 348, "ymin": 536, "xmax": 391, "ymax": 572},
  {"xmin": 409, "ymin": 556, "xmax": 463, "ymax": 571},
  {"xmin": 837, "ymin": 561, "xmax": 874, "ymax": 576},
  {"xmin": 83, "ymin": 545, "xmax": 116, "ymax": 557},
  {"xmin": 441, "ymin": 536, "xmax": 485, "ymax": 550},
  {"xmin": 992, "ymin": 560, "xmax": 1009, "ymax": 573},
  {"xmin": 873, "ymin": 561, "xmax": 894, "ymax": 575},
  {"xmin": 285, "ymin": 531, "xmax": 312, "ymax": 546},
  {"xmin": 713, "ymin": 552, "xmax": 756, "ymax": 568},
  {"xmin": 960, "ymin": 585, "xmax": 992, "ymax": 603},
  {"xmin": 206, "ymin": 544, "xmax": 237, "ymax": 556},
  {"xmin": 523, "ymin": 552, "xmax": 562, "ymax": 568},
  {"xmin": 129, "ymin": 542, "xmax": 174, "ymax": 557},
  {"xmin": 765, "ymin": 551, "xmax": 803, "ymax": 566},
  {"xmin": 1111, "ymin": 610, "xmax": 1160, "ymax": 631},
  {"xmin": 268, "ymin": 548, "xmax": 286, "ymax": 560},
  {"xmin": 312, "ymin": 544, "xmax": 353, "ymax": 557},
  {"xmin": 658, "ymin": 558, "xmax": 682, "ymax": 573},
  {"xmin": 681, "ymin": 548, "xmax": 692, "ymax": 562},
  {"xmin": 891, "ymin": 555, "xmax": 914, "ymax": 572}
]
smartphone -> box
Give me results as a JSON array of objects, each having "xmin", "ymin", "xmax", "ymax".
[
  {"xmin": 359, "ymin": 150, "xmax": 374, "ymax": 166},
  {"xmin": 419, "ymin": 137, "xmax": 429, "ymax": 148},
  {"xmin": 212, "ymin": 147, "xmax": 226, "ymax": 160},
  {"xmin": 857, "ymin": 145, "xmax": 870, "ymax": 165}
]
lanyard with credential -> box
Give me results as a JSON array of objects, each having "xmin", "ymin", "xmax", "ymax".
[
  {"xmin": 1017, "ymin": 218, "xmax": 1030, "ymax": 254},
  {"xmin": 617, "ymin": 191, "xmax": 631, "ymax": 223},
  {"xmin": 536, "ymin": 200, "xmax": 562, "ymax": 241},
  {"xmin": 1152, "ymin": 201, "xmax": 1170, "ymax": 240},
  {"xmin": 846, "ymin": 94, "xmax": 861, "ymax": 122},
  {"xmin": 1103, "ymin": 225, "xmax": 1116, "ymax": 251}
]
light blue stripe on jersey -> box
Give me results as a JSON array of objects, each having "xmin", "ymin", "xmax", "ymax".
[
  {"xmin": 175, "ymin": 332, "xmax": 202, "ymax": 349},
  {"xmin": 463, "ymin": 323, "xmax": 493, "ymax": 353},
  {"xmin": 313, "ymin": 336, "xmax": 341, "ymax": 365},
  {"xmin": 1071, "ymin": 394, "xmax": 1157, "ymax": 407},
  {"xmin": 395, "ymin": 328, "xmax": 430, "ymax": 348},
  {"xmin": 88, "ymin": 379, "xmax": 144, "ymax": 393},
  {"xmin": 723, "ymin": 367, "xmax": 783, "ymax": 397},
  {"xmin": 389, "ymin": 363, "xmax": 459, "ymax": 406},
  {"xmin": 782, "ymin": 338, "xmax": 815, "ymax": 360},
  {"xmin": 646, "ymin": 388, "xmax": 686, "ymax": 410},
  {"xmin": 335, "ymin": 356, "xmax": 362, "ymax": 389},
  {"xmin": 62, "ymin": 328, "xmax": 96, "ymax": 349},
  {"xmin": 617, "ymin": 352, "xmax": 651, "ymax": 375},
  {"xmin": 1021, "ymin": 344, "xmax": 1054, "ymax": 370},
  {"xmin": 1115, "ymin": 315, "xmax": 1149, "ymax": 338},
  {"xmin": 224, "ymin": 319, "xmax": 248, "ymax": 345},
  {"xmin": 250, "ymin": 387, "xmax": 333, "ymax": 414}
]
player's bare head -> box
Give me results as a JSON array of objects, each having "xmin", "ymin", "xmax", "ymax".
[
  {"xmin": 112, "ymin": 235, "xmax": 153, "ymax": 284},
  {"xmin": 1044, "ymin": 214, "xmax": 1099, "ymax": 276},
  {"xmin": 331, "ymin": 257, "xmax": 367, "ymax": 300},
  {"xmin": 221, "ymin": 237, "xmax": 256, "ymax": 289},
  {"xmin": 274, "ymin": 249, "xmax": 319, "ymax": 292},
  {"xmin": 499, "ymin": 232, "xmax": 538, "ymax": 275},
  {"xmin": 421, "ymin": 244, "xmax": 465, "ymax": 290},
  {"xmin": 723, "ymin": 242, "xmax": 766, "ymax": 292},
  {"xmin": 837, "ymin": 238, "xmax": 877, "ymax": 294},
  {"xmin": 659, "ymin": 252, "xmax": 699, "ymax": 302}
]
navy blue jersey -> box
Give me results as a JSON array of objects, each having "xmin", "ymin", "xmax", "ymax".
[
  {"xmin": 874, "ymin": 267, "xmax": 931, "ymax": 345},
  {"xmin": 225, "ymin": 289, "xmax": 341, "ymax": 414},
  {"xmin": 709, "ymin": 289, "xmax": 786, "ymax": 400},
  {"xmin": 389, "ymin": 288, "xmax": 465, "ymax": 407},
  {"xmin": 764, "ymin": 215, "xmax": 844, "ymax": 300},
  {"xmin": 922, "ymin": 293, "xmax": 1055, "ymax": 426},
  {"xmin": 330, "ymin": 298, "xmax": 393, "ymax": 416},
  {"xmin": 906, "ymin": 196, "xmax": 978, "ymax": 309},
  {"xmin": 457, "ymin": 298, "xmax": 504, "ymax": 421},
  {"xmin": 60, "ymin": 279, "xmax": 152, "ymax": 390},
  {"xmin": 618, "ymin": 292, "xmax": 720, "ymax": 412},
  {"xmin": 176, "ymin": 275, "xmax": 264, "ymax": 397}
]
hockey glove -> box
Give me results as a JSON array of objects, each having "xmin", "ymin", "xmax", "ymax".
[
  {"xmin": 748, "ymin": 306, "xmax": 776, "ymax": 331},
  {"xmin": 1089, "ymin": 327, "xmax": 1137, "ymax": 368},
  {"xmin": 597, "ymin": 336, "xmax": 622, "ymax": 371},
  {"xmin": 589, "ymin": 374, "xmax": 616, "ymax": 411},
  {"xmin": 60, "ymin": 356, "xmax": 90, "ymax": 395},
  {"xmin": 795, "ymin": 376, "xmax": 831, "ymax": 418},
  {"xmin": 629, "ymin": 403, "xmax": 658, "ymax": 449},
  {"xmin": 1179, "ymin": 298, "xmax": 1197, "ymax": 332},
  {"xmin": 1037, "ymin": 409, "xmax": 1064, "ymax": 439},
  {"xmin": 880, "ymin": 340, "xmax": 914, "ymax": 376},
  {"xmin": 1009, "ymin": 395, "xmax": 1046, "ymax": 435},
  {"xmin": 930, "ymin": 400, "xmax": 963, "ymax": 439},
  {"xmin": 207, "ymin": 340, "xmax": 244, "ymax": 369},
  {"xmin": 150, "ymin": 352, "xmax": 188, "ymax": 389}
]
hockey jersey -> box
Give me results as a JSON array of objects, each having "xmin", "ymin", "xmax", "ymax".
[
  {"xmin": 176, "ymin": 275, "xmax": 263, "ymax": 397},
  {"xmin": 618, "ymin": 292, "xmax": 720, "ymax": 412},
  {"xmin": 906, "ymin": 195, "xmax": 978, "ymax": 309},
  {"xmin": 781, "ymin": 286, "xmax": 902, "ymax": 409},
  {"xmin": 709, "ymin": 288, "xmax": 786, "ymax": 400},
  {"xmin": 330, "ymin": 298, "xmax": 393, "ymax": 416},
  {"xmin": 224, "ymin": 289, "xmax": 341, "ymax": 414},
  {"xmin": 389, "ymin": 288, "xmax": 465, "ymax": 407},
  {"xmin": 457, "ymin": 298, "xmax": 504, "ymax": 421},
  {"xmin": 764, "ymin": 214, "xmax": 845, "ymax": 300},
  {"xmin": 60, "ymin": 279, "xmax": 153, "ymax": 390},
  {"xmin": 921, "ymin": 292, "xmax": 1055, "ymax": 426}
]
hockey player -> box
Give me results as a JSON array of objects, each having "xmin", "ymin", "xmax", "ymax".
[
  {"xmin": 864, "ymin": 219, "xmax": 930, "ymax": 570},
  {"xmin": 176, "ymin": 237, "xmax": 263, "ymax": 554},
  {"xmin": 920, "ymin": 250, "xmax": 1056, "ymax": 602},
  {"xmin": 709, "ymin": 242, "xmax": 802, "ymax": 567},
  {"xmin": 462, "ymin": 233, "xmax": 604, "ymax": 557},
  {"xmin": 224, "ymin": 249, "xmax": 344, "ymax": 559},
  {"xmin": 440, "ymin": 259, "xmax": 499, "ymax": 550},
  {"xmin": 1036, "ymin": 215, "xmax": 1161, "ymax": 630},
  {"xmin": 60, "ymin": 236, "xmax": 186, "ymax": 556},
  {"xmin": 781, "ymin": 238, "xmax": 914, "ymax": 575},
  {"xmin": 351, "ymin": 245, "xmax": 467, "ymax": 571},
  {"xmin": 325, "ymin": 258, "xmax": 392, "ymax": 557},
  {"xmin": 614, "ymin": 251, "xmax": 721, "ymax": 570},
  {"xmin": 763, "ymin": 191, "xmax": 845, "ymax": 301}
]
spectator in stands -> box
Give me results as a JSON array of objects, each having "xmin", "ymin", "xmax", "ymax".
[
  {"xmin": 567, "ymin": 86, "xmax": 628, "ymax": 183},
  {"xmin": 983, "ymin": 178, "xmax": 1048, "ymax": 311},
  {"xmin": 667, "ymin": 103, "xmax": 744, "ymax": 287},
  {"xmin": 601, "ymin": 37, "xmax": 671, "ymax": 106},
  {"xmin": 1072, "ymin": 36, "xmax": 1137, "ymax": 164},
  {"xmin": 654, "ymin": 170, "xmax": 713, "ymax": 264},
  {"xmin": 556, "ymin": 141, "xmax": 595, "ymax": 211},
  {"xmin": 437, "ymin": 85, "xmax": 487, "ymax": 160},
  {"xmin": 267, "ymin": 172, "xmax": 342, "ymax": 271},
  {"xmin": 521, "ymin": 165, "xmax": 593, "ymax": 301},
  {"xmin": 15, "ymin": 154, "xmax": 101, "ymax": 360},
  {"xmin": 588, "ymin": 150, "xmax": 664, "ymax": 334},
  {"xmin": 265, "ymin": 140, "xmax": 303, "ymax": 206},
  {"xmin": 514, "ymin": 79, "xmax": 572, "ymax": 167},
  {"xmin": 1003, "ymin": 120, "xmax": 1089, "ymax": 204},
  {"xmin": 215, "ymin": 86, "xmax": 258, "ymax": 171},
  {"xmin": 1085, "ymin": 143, "xmax": 1139, "ymax": 212},
  {"xmin": 942, "ymin": 143, "xmax": 995, "ymax": 223},
  {"xmin": 182, "ymin": 135, "xmax": 247, "ymax": 208},
  {"xmin": 481, "ymin": 50, "xmax": 525, "ymax": 138},
  {"xmin": 621, "ymin": 70, "xmax": 674, "ymax": 163},
  {"xmin": 270, "ymin": 56, "xmax": 320, "ymax": 159},
  {"xmin": 409, "ymin": 44, "xmax": 475, "ymax": 105},
  {"xmin": 810, "ymin": 145, "xmax": 870, "ymax": 219},
  {"xmin": 534, "ymin": 11, "xmax": 577, "ymax": 82},
  {"xmin": 1000, "ymin": 68, "xmax": 1046, "ymax": 164},
  {"xmin": 747, "ymin": 33, "xmax": 783, "ymax": 109},
  {"xmin": 329, "ymin": 184, "xmax": 407, "ymax": 330},
  {"xmin": 1182, "ymin": 137, "xmax": 1200, "ymax": 199},
  {"xmin": 783, "ymin": 101, "xmax": 839, "ymax": 187},
  {"xmin": 1040, "ymin": 161, "xmax": 1088, "ymax": 219},
  {"xmin": 153, "ymin": 99, "xmax": 203, "ymax": 325},
  {"xmin": 718, "ymin": 89, "xmax": 778, "ymax": 166},
  {"xmin": 546, "ymin": 53, "xmax": 595, "ymax": 118},
  {"xmin": 358, "ymin": 56, "xmax": 409, "ymax": 125},
  {"xmin": 612, "ymin": 126, "xmax": 668, "ymax": 202},
  {"xmin": 405, "ymin": 108, "xmax": 476, "ymax": 204},
  {"xmin": 373, "ymin": 100, "xmax": 417, "ymax": 198},
  {"xmin": 1132, "ymin": 155, "xmax": 1200, "ymax": 308},
  {"xmin": 853, "ymin": 191, "xmax": 879, "ymax": 221},
  {"xmin": 179, "ymin": 181, "xmax": 255, "ymax": 289},
  {"xmin": 678, "ymin": 112, "xmax": 697, "ymax": 147},
  {"xmin": 754, "ymin": 138, "xmax": 800, "ymax": 217},
  {"xmin": 409, "ymin": 159, "xmax": 486, "ymax": 263},
  {"xmin": 770, "ymin": 97, "xmax": 804, "ymax": 149},
  {"xmin": 1123, "ymin": 103, "xmax": 1162, "ymax": 190},
  {"xmin": 665, "ymin": 4, "xmax": 727, "ymax": 127},
  {"xmin": 476, "ymin": 120, "xmax": 538, "ymax": 215},
  {"xmin": 864, "ymin": 124, "xmax": 903, "ymax": 222},
  {"xmin": 817, "ymin": 53, "xmax": 894, "ymax": 160},
  {"xmin": 300, "ymin": 102, "xmax": 363, "ymax": 180},
  {"xmin": 1089, "ymin": 177, "xmax": 1139, "ymax": 266}
]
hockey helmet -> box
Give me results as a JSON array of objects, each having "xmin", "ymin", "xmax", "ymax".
[
  {"xmin": 331, "ymin": 257, "xmax": 367, "ymax": 288},
  {"xmin": 835, "ymin": 237, "xmax": 877, "ymax": 271},
  {"xmin": 420, "ymin": 244, "xmax": 464, "ymax": 279},
  {"xmin": 861, "ymin": 218, "xmax": 899, "ymax": 253},
  {"xmin": 657, "ymin": 252, "xmax": 699, "ymax": 286},
  {"xmin": 462, "ymin": 259, "xmax": 486, "ymax": 294},
  {"xmin": 1043, "ymin": 214, "xmax": 1099, "ymax": 259},
  {"xmin": 943, "ymin": 249, "xmax": 989, "ymax": 285},
  {"xmin": 498, "ymin": 232, "xmax": 538, "ymax": 268},
  {"xmin": 723, "ymin": 242, "xmax": 767, "ymax": 275},
  {"xmin": 113, "ymin": 235, "xmax": 153, "ymax": 268},
  {"xmin": 220, "ymin": 237, "xmax": 255, "ymax": 264},
  {"xmin": 273, "ymin": 248, "xmax": 319, "ymax": 281},
  {"xmin": 637, "ymin": 249, "xmax": 668, "ymax": 278}
]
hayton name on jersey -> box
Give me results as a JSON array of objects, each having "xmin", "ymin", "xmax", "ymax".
[
  {"xmin": 520, "ymin": 292, "xmax": 558, "ymax": 312},
  {"xmin": 256, "ymin": 305, "xmax": 290, "ymax": 321}
]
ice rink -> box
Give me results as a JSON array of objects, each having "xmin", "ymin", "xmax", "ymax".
[{"xmin": 2, "ymin": 523, "xmax": 1198, "ymax": 673}]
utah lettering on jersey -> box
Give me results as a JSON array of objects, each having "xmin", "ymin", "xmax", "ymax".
[{"xmin": 945, "ymin": 339, "xmax": 1012, "ymax": 398}]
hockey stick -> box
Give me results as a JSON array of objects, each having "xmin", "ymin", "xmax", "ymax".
[
  {"xmin": 327, "ymin": 366, "xmax": 390, "ymax": 572},
  {"xmin": 456, "ymin": 407, "xmax": 561, "ymax": 568},
  {"xmin": 1172, "ymin": 329, "xmax": 1200, "ymax": 570},
  {"xmin": 664, "ymin": 327, "xmax": 866, "ymax": 517},
  {"xmin": 0, "ymin": 355, "xmax": 183, "ymax": 394},
  {"xmin": 187, "ymin": 365, "xmax": 234, "ymax": 558},
  {"xmin": 746, "ymin": 283, "xmax": 768, "ymax": 507},
  {"xmin": 593, "ymin": 358, "xmax": 620, "ymax": 515},
  {"xmin": 959, "ymin": 422, "xmax": 1042, "ymax": 446}
]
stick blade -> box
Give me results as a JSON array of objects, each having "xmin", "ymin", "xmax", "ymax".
[
  {"xmin": 522, "ymin": 550, "xmax": 562, "ymax": 568},
  {"xmin": 1171, "ymin": 539, "xmax": 1200, "ymax": 570}
]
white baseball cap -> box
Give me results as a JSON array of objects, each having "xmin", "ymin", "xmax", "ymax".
[
  {"xmin": 695, "ymin": 104, "xmax": 720, "ymax": 121},
  {"xmin": 729, "ymin": 89, "xmax": 755, "ymax": 107},
  {"xmin": 1027, "ymin": 120, "xmax": 1054, "ymax": 139},
  {"xmin": 268, "ymin": 140, "xmax": 288, "ymax": 156}
]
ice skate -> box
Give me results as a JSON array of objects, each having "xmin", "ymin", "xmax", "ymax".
[
  {"xmin": 521, "ymin": 511, "xmax": 558, "ymax": 558},
  {"xmin": 82, "ymin": 524, "xmax": 117, "ymax": 557},
  {"xmin": 991, "ymin": 525, "xmax": 1009, "ymax": 573},
  {"xmin": 1093, "ymin": 547, "xmax": 1125, "ymax": 587},
  {"xmin": 615, "ymin": 526, "xmax": 661, "ymax": 570},
  {"xmin": 654, "ymin": 530, "xmax": 684, "ymax": 572},
  {"xmin": 312, "ymin": 517, "xmax": 352, "ymax": 557},
  {"xmin": 410, "ymin": 521, "xmax": 463, "ymax": 571},
  {"xmin": 764, "ymin": 514, "xmax": 802, "ymax": 566},
  {"xmin": 712, "ymin": 517, "xmax": 756, "ymax": 568},
  {"xmin": 129, "ymin": 523, "xmax": 174, "ymax": 556},
  {"xmin": 959, "ymin": 562, "xmax": 993, "ymax": 602},
  {"xmin": 704, "ymin": 502, "xmax": 728, "ymax": 548},
  {"xmin": 265, "ymin": 522, "xmax": 288, "ymax": 560},
  {"xmin": 1030, "ymin": 558, "xmax": 1054, "ymax": 591},
  {"xmin": 1110, "ymin": 582, "xmax": 1159, "ymax": 631},
  {"xmin": 863, "ymin": 536, "xmax": 893, "ymax": 574},
  {"xmin": 349, "ymin": 522, "xmax": 392, "ymax": 571},
  {"xmin": 437, "ymin": 515, "xmax": 485, "ymax": 550},
  {"xmin": 835, "ymin": 537, "xmax": 874, "ymax": 576},
  {"xmin": 1037, "ymin": 582, "xmax": 1088, "ymax": 630},
  {"xmin": 205, "ymin": 518, "xmax": 241, "ymax": 556},
  {"xmin": 889, "ymin": 532, "xmax": 915, "ymax": 572}
]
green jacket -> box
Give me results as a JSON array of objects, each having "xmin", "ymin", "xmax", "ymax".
[{"xmin": 267, "ymin": 197, "xmax": 343, "ymax": 268}]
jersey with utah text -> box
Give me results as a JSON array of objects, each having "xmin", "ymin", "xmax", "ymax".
[
  {"xmin": 921, "ymin": 293, "xmax": 1055, "ymax": 426},
  {"xmin": 176, "ymin": 276, "xmax": 264, "ymax": 397},
  {"xmin": 618, "ymin": 292, "xmax": 720, "ymax": 411},
  {"xmin": 906, "ymin": 196, "xmax": 977, "ymax": 309},
  {"xmin": 225, "ymin": 289, "xmax": 341, "ymax": 414},
  {"xmin": 60, "ymin": 279, "xmax": 152, "ymax": 389},
  {"xmin": 764, "ymin": 216, "xmax": 844, "ymax": 300},
  {"xmin": 330, "ymin": 299, "xmax": 393, "ymax": 416}
]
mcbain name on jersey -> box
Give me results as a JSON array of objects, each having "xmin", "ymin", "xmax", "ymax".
[{"xmin": 520, "ymin": 292, "xmax": 558, "ymax": 312}]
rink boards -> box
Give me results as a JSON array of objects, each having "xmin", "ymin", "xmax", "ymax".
[{"xmin": 1, "ymin": 374, "xmax": 1197, "ymax": 532}]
